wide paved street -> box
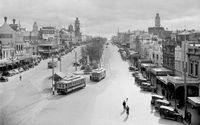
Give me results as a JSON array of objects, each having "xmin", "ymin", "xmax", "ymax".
[{"xmin": 0, "ymin": 43, "xmax": 183, "ymax": 125}]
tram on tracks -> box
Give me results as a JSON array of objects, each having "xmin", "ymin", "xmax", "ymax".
[
  {"xmin": 56, "ymin": 75, "xmax": 86, "ymax": 94},
  {"xmin": 90, "ymin": 68, "xmax": 106, "ymax": 82}
]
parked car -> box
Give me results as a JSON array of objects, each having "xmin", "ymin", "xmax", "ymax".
[
  {"xmin": 135, "ymin": 76, "xmax": 148, "ymax": 85},
  {"xmin": 22, "ymin": 65, "xmax": 29, "ymax": 71},
  {"xmin": 0, "ymin": 76, "xmax": 8, "ymax": 82},
  {"xmin": 159, "ymin": 105, "xmax": 183, "ymax": 122},
  {"xmin": 140, "ymin": 82, "xmax": 157, "ymax": 92},
  {"xmin": 8, "ymin": 70, "xmax": 17, "ymax": 76},
  {"xmin": 18, "ymin": 67, "xmax": 24, "ymax": 73},
  {"xmin": 132, "ymin": 71, "xmax": 139, "ymax": 76},
  {"xmin": 154, "ymin": 99, "xmax": 171, "ymax": 111},
  {"xmin": 129, "ymin": 66, "xmax": 138, "ymax": 71},
  {"xmin": 151, "ymin": 94, "xmax": 164, "ymax": 105},
  {"xmin": 2, "ymin": 71, "xmax": 11, "ymax": 77},
  {"xmin": 13, "ymin": 69, "xmax": 20, "ymax": 74},
  {"xmin": 28, "ymin": 63, "xmax": 34, "ymax": 68}
]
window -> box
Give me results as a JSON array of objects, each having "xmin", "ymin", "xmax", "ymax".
[
  {"xmin": 190, "ymin": 63, "xmax": 193, "ymax": 75},
  {"xmin": 195, "ymin": 63, "xmax": 198, "ymax": 76},
  {"xmin": 0, "ymin": 34, "xmax": 12, "ymax": 38}
]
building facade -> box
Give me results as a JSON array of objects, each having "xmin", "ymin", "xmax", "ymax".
[
  {"xmin": 0, "ymin": 17, "xmax": 16, "ymax": 59},
  {"xmin": 187, "ymin": 42, "xmax": 200, "ymax": 78},
  {"xmin": 162, "ymin": 39, "xmax": 175, "ymax": 72}
]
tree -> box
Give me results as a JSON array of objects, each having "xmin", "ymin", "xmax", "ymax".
[{"xmin": 82, "ymin": 37, "xmax": 106, "ymax": 68}]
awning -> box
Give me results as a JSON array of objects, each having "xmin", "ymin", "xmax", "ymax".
[
  {"xmin": 150, "ymin": 67, "xmax": 174, "ymax": 76},
  {"xmin": 188, "ymin": 97, "xmax": 200, "ymax": 107},
  {"xmin": 167, "ymin": 75, "xmax": 200, "ymax": 86},
  {"xmin": 141, "ymin": 63, "xmax": 158, "ymax": 71},
  {"xmin": 157, "ymin": 76, "xmax": 168, "ymax": 85},
  {"xmin": 49, "ymin": 72, "xmax": 67, "ymax": 81}
]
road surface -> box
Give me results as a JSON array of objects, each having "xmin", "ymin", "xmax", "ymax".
[{"xmin": 0, "ymin": 44, "xmax": 182, "ymax": 125}]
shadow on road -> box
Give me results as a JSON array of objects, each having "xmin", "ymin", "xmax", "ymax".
[
  {"xmin": 121, "ymin": 110, "xmax": 125, "ymax": 115},
  {"xmin": 123, "ymin": 115, "xmax": 128, "ymax": 122}
]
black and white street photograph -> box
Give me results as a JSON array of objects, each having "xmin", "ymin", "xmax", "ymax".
[{"xmin": 0, "ymin": 0, "xmax": 200, "ymax": 125}]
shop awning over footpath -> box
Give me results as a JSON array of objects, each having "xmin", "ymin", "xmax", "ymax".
[
  {"xmin": 141, "ymin": 63, "xmax": 158, "ymax": 69},
  {"xmin": 188, "ymin": 97, "xmax": 200, "ymax": 107},
  {"xmin": 157, "ymin": 76, "xmax": 168, "ymax": 85},
  {"xmin": 167, "ymin": 75, "xmax": 200, "ymax": 87}
]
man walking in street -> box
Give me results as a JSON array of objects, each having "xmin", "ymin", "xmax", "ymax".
[
  {"xmin": 126, "ymin": 105, "xmax": 129, "ymax": 117},
  {"xmin": 19, "ymin": 75, "xmax": 22, "ymax": 81},
  {"xmin": 122, "ymin": 98, "xmax": 128, "ymax": 110},
  {"xmin": 122, "ymin": 100, "xmax": 126, "ymax": 110}
]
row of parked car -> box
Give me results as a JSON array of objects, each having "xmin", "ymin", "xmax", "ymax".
[
  {"xmin": 0, "ymin": 60, "xmax": 40, "ymax": 82},
  {"xmin": 129, "ymin": 65, "xmax": 184, "ymax": 123},
  {"xmin": 130, "ymin": 66, "xmax": 157, "ymax": 93},
  {"xmin": 151, "ymin": 94, "xmax": 184, "ymax": 122}
]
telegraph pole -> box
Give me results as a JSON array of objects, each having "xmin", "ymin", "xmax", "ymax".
[
  {"xmin": 184, "ymin": 35, "xmax": 187, "ymax": 117},
  {"xmin": 59, "ymin": 54, "xmax": 61, "ymax": 72},
  {"xmin": 75, "ymin": 51, "xmax": 77, "ymax": 71},
  {"xmin": 52, "ymin": 54, "xmax": 55, "ymax": 95}
]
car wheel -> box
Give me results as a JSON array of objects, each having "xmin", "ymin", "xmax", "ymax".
[
  {"xmin": 160, "ymin": 113, "xmax": 165, "ymax": 118},
  {"xmin": 177, "ymin": 116, "xmax": 182, "ymax": 122}
]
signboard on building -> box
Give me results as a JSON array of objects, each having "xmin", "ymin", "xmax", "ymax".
[{"xmin": 42, "ymin": 34, "xmax": 54, "ymax": 40}]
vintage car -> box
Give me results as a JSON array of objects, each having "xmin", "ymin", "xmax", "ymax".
[
  {"xmin": 0, "ymin": 76, "xmax": 8, "ymax": 82},
  {"xmin": 154, "ymin": 99, "xmax": 171, "ymax": 111},
  {"xmin": 22, "ymin": 65, "xmax": 29, "ymax": 71},
  {"xmin": 135, "ymin": 76, "xmax": 148, "ymax": 85},
  {"xmin": 28, "ymin": 63, "xmax": 35, "ymax": 68},
  {"xmin": 140, "ymin": 82, "xmax": 157, "ymax": 92},
  {"xmin": 2, "ymin": 71, "xmax": 11, "ymax": 77},
  {"xmin": 8, "ymin": 70, "xmax": 17, "ymax": 76},
  {"xmin": 129, "ymin": 66, "xmax": 138, "ymax": 71},
  {"xmin": 13, "ymin": 69, "xmax": 20, "ymax": 74},
  {"xmin": 151, "ymin": 94, "xmax": 164, "ymax": 105},
  {"xmin": 159, "ymin": 105, "xmax": 183, "ymax": 122},
  {"xmin": 132, "ymin": 71, "xmax": 140, "ymax": 77},
  {"xmin": 18, "ymin": 67, "xmax": 24, "ymax": 73}
]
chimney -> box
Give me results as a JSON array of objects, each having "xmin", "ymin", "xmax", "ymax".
[
  {"xmin": 4, "ymin": 16, "xmax": 7, "ymax": 23},
  {"xmin": 13, "ymin": 19, "xmax": 16, "ymax": 24}
]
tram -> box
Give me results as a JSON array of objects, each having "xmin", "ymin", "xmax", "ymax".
[
  {"xmin": 56, "ymin": 75, "xmax": 86, "ymax": 94},
  {"xmin": 90, "ymin": 68, "xmax": 106, "ymax": 81}
]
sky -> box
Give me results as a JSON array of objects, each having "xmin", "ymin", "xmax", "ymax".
[{"xmin": 0, "ymin": 0, "xmax": 200, "ymax": 38}]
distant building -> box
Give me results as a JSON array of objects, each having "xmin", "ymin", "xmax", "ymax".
[
  {"xmin": 40, "ymin": 26, "xmax": 55, "ymax": 40},
  {"xmin": 155, "ymin": 13, "xmax": 161, "ymax": 27},
  {"xmin": 0, "ymin": 17, "xmax": 16, "ymax": 59},
  {"xmin": 38, "ymin": 26, "xmax": 59, "ymax": 57},
  {"xmin": 148, "ymin": 13, "xmax": 172, "ymax": 39},
  {"xmin": 74, "ymin": 17, "xmax": 82, "ymax": 43}
]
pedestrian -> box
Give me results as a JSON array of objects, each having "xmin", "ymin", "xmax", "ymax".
[
  {"xmin": 19, "ymin": 75, "xmax": 22, "ymax": 81},
  {"xmin": 126, "ymin": 105, "xmax": 129, "ymax": 116},
  {"xmin": 122, "ymin": 100, "xmax": 126, "ymax": 110}
]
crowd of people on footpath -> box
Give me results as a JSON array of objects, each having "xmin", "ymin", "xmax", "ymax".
[{"xmin": 122, "ymin": 98, "xmax": 129, "ymax": 117}]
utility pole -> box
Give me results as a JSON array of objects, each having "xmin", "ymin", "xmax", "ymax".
[
  {"xmin": 52, "ymin": 54, "xmax": 55, "ymax": 95},
  {"xmin": 75, "ymin": 51, "xmax": 77, "ymax": 71},
  {"xmin": 59, "ymin": 54, "xmax": 61, "ymax": 72},
  {"xmin": 184, "ymin": 35, "xmax": 187, "ymax": 117}
]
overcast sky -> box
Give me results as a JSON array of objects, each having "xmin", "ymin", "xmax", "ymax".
[{"xmin": 0, "ymin": 0, "xmax": 200, "ymax": 38}]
